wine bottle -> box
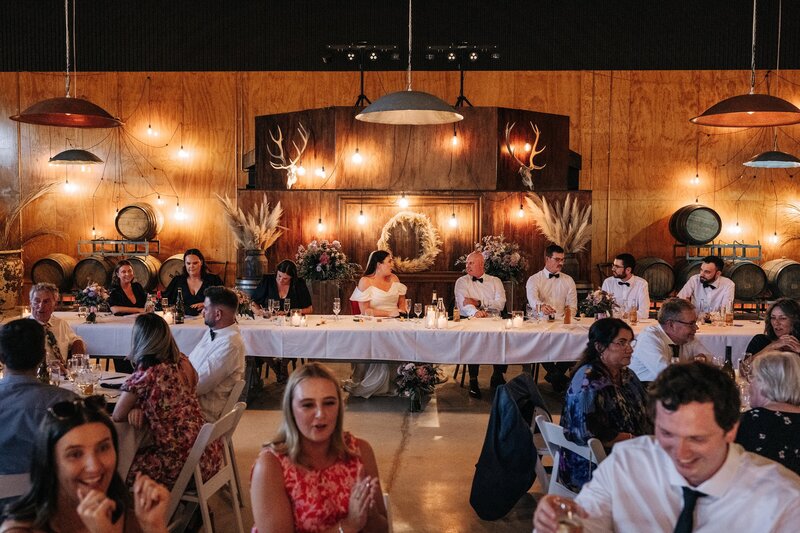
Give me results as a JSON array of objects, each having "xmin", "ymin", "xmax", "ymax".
[
  {"xmin": 175, "ymin": 288, "xmax": 185, "ymax": 324},
  {"xmin": 431, "ymin": 291, "xmax": 438, "ymax": 306},
  {"xmin": 722, "ymin": 346, "xmax": 735, "ymax": 381}
]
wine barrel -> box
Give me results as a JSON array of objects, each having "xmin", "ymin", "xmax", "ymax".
[
  {"xmin": 723, "ymin": 261, "xmax": 767, "ymax": 301},
  {"xmin": 128, "ymin": 255, "xmax": 162, "ymax": 292},
  {"xmin": 115, "ymin": 203, "xmax": 164, "ymax": 241},
  {"xmin": 762, "ymin": 258, "xmax": 800, "ymax": 299},
  {"xmin": 74, "ymin": 255, "xmax": 118, "ymax": 289},
  {"xmin": 158, "ymin": 254, "xmax": 185, "ymax": 288},
  {"xmin": 633, "ymin": 257, "xmax": 675, "ymax": 299},
  {"xmin": 31, "ymin": 253, "xmax": 76, "ymax": 291},
  {"xmin": 669, "ymin": 204, "xmax": 722, "ymax": 244},
  {"xmin": 675, "ymin": 260, "xmax": 703, "ymax": 294}
]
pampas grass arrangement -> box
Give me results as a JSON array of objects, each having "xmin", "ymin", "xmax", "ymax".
[
  {"xmin": 216, "ymin": 193, "xmax": 284, "ymax": 250},
  {"xmin": 1, "ymin": 182, "xmax": 65, "ymax": 249},
  {"xmin": 524, "ymin": 193, "xmax": 592, "ymax": 253}
]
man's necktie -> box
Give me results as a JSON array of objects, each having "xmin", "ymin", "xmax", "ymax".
[
  {"xmin": 472, "ymin": 276, "xmax": 483, "ymax": 283},
  {"xmin": 45, "ymin": 324, "xmax": 65, "ymax": 364},
  {"xmin": 701, "ymin": 282, "xmax": 716, "ymax": 290},
  {"xmin": 209, "ymin": 328, "xmax": 216, "ymax": 341},
  {"xmin": 618, "ymin": 281, "xmax": 630, "ymax": 286},
  {"xmin": 673, "ymin": 486, "xmax": 706, "ymax": 533},
  {"xmin": 670, "ymin": 344, "xmax": 680, "ymax": 361},
  {"xmin": 548, "ymin": 273, "xmax": 560, "ymax": 279}
]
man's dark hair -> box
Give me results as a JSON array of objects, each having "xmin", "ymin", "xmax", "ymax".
[
  {"xmin": 204, "ymin": 285, "xmax": 238, "ymax": 311},
  {"xmin": 702, "ymin": 255, "xmax": 725, "ymax": 271},
  {"xmin": 0, "ymin": 319, "xmax": 46, "ymax": 370},
  {"xmin": 648, "ymin": 362, "xmax": 740, "ymax": 432},
  {"xmin": 545, "ymin": 244, "xmax": 565, "ymax": 257},
  {"xmin": 616, "ymin": 253, "xmax": 636, "ymax": 271}
]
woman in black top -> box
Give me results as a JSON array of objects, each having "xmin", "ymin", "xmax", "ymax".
[
  {"xmin": 250, "ymin": 259, "xmax": 313, "ymax": 315},
  {"xmin": 108, "ymin": 260, "xmax": 147, "ymax": 315},
  {"xmin": 745, "ymin": 298, "xmax": 800, "ymax": 356},
  {"xmin": 163, "ymin": 248, "xmax": 223, "ymax": 316}
]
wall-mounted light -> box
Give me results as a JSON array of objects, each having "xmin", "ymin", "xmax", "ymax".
[{"xmin": 397, "ymin": 192, "xmax": 409, "ymax": 208}]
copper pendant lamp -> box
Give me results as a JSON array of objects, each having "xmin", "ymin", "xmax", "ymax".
[
  {"xmin": 690, "ymin": 0, "xmax": 800, "ymax": 128},
  {"xmin": 10, "ymin": 0, "xmax": 122, "ymax": 129},
  {"xmin": 355, "ymin": 0, "xmax": 462, "ymax": 126}
]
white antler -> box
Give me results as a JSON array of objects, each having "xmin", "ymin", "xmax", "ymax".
[
  {"xmin": 504, "ymin": 121, "xmax": 547, "ymax": 190},
  {"xmin": 267, "ymin": 122, "xmax": 310, "ymax": 189}
]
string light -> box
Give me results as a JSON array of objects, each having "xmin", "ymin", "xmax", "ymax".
[
  {"xmin": 91, "ymin": 226, "xmax": 97, "ymax": 239},
  {"xmin": 317, "ymin": 217, "xmax": 325, "ymax": 232},
  {"xmin": 397, "ymin": 192, "xmax": 409, "ymax": 208},
  {"xmin": 769, "ymin": 232, "xmax": 779, "ymax": 244},
  {"xmin": 156, "ymin": 194, "xmax": 164, "ymax": 205},
  {"xmin": 451, "ymin": 124, "xmax": 458, "ymax": 146},
  {"xmin": 517, "ymin": 203, "xmax": 525, "ymax": 218},
  {"xmin": 449, "ymin": 212, "xmax": 458, "ymax": 227},
  {"xmin": 358, "ymin": 210, "xmax": 366, "ymax": 225},
  {"xmin": 315, "ymin": 166, "xmax": 326, "ymax": 178},
  {"xmin": 690, "ymin": 173, "xmax": 700, "ymax": 185},
  {"xmin": 175, "ymin": 200, "xmax": 186, "ymax": 221},
  {"xmin": 178, "ymin": 145, "xmax": 188, "ymax": 158},
  {"xmin": 63, "ymin": 178, "xmax": 76, "ymax": 193},
  {"xmin": 351, "ymin": 148, "xmax": 363, "ymax": 164},
  {"xmin": 731, "ymin": 222, "xmax": 742, "ymax": 235},
  {"xmin": 524, "ymin": 142, "xmax": 531, "ymax": 152},
  {"xmin": 296, "ymin": 164, "xmax": 306, "ymax": 176}
]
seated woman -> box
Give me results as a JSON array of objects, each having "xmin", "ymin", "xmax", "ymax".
[
  {"xmin": 0, "ymin": 395, "xmax": 169, "ymax": 533},
  {"xmin": 559, "ymin": 317, "xmax": 653, "ymax": 491},
  {"xmin": 108, "ymin": 260, "xmax": 147, "ymax": 316},
  {"xmin": 735, "ymin": 351, "xmax": 800, "ymax": 475},
  {"xmin": 250, "ymin": 259, "xmax": 313, "ymax": 315},
  {"xmin": 112, "ymin": 313, "xmax": 222, "ymax": 489},
  {"xmin": 164, "ymin": 249, "xmax": 223, "ymax": 316},
  {"xmin": 251, "ymin": 363, "xmax": 388, "ymax": 533},
  {"xmin": 343, "ymin": 251, "xmax": 406, "ymax": 398},
  {"xmin": 746, "ymin": 297, "xmax": 800, "ymax": 356}
]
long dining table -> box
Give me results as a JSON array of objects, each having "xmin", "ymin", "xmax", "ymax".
[{"xmin": 58, "ymin": 312, "xmax": 762, "ymax": 366}]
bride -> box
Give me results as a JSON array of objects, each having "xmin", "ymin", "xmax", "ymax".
[{"xmin": 344, "ymin": 250, "xmax": 407, "ymax": 398}]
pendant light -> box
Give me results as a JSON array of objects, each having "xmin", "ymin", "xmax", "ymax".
[
  {"xmin": 690, "ymin": 0, "xmax": 800, "ymax": 128},
  {"xmin": 10, "ymin": 0, "xmax": 122, "ymax": 128},
  {"xmin": 48, "ymin": 148, "xmax": 103, "ymax": 165},
  {"xmin": 355, "ymin": 0, "xmax": 463, "ymax": 125}
]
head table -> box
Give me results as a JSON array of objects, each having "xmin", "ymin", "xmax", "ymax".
[{"xmin": 57, "ymin": 312, "xmax": 762, "ymax": 366}]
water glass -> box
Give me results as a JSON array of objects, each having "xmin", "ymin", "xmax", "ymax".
[
  {"xmin": 160, "ymin": 297, "xmax": 169, "ymax": 311},
  {"xmin": 332, "ymin": 297, "xmax": 341, "ymax": 320},
  {"xmin": 414, "ymin": 303, "xmax": 422, "ymax": 322},
  {"xmin": 283, "ymin": 299, "xmax": 291, "ymax": 314},
  {"xmin": 48, "ymin": 362, "xmax": 63, "ymax": 386}
]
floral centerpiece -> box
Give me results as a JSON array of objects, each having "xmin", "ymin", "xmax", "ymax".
[
  {"xmin": 75, "ymin": 282, "xmax": 110, "ymax": 323},
  {"xmin": 395, "ymin": 363, "xmax": 442, "ymax": 412},
  {"xmin": 578, "ymin": 289, "xmax": 617, "ymax": 319},
  {"xmin": 232, "ymin": 288, "xmax": 255, "ymax": 319},
  {"xmin": 455, "ymin": 235, "xmax": 529, "ymax": 284},
  {"xmin": 296, "ymin": 240, "xmax": 360, "ymax": 282}
]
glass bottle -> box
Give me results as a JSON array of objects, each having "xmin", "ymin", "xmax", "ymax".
[
  {"xmin": 437, "ymin": 297, "xmax": 446, "ymax": 319},
  {"xmin": 37, "ymin": 361, "xmax": 50, "ymax": 384},
  {"xmin": 174, "ymin": 288, "xmax": 185, "ymax": 324},
  {"xmin": 722, "ymin": 346, "xmax": 735, "ymax": 382},
  {"xmin": 431, "ymin": 290, "xmax": 438, "ymax": 306}
]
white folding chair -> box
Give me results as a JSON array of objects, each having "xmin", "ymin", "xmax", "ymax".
[
  {"xmin": 383, "ymin": 492, "xmax": 394, "ymax": 533},
  {"xmin": 219, "ymin": 381, "xmax": 247, "ymax": 508},
  {"xmin": 220, "ymin": 379, "xmax": 246, "ymax": 419},
  {"xmin": 530, "ymin": 407, "xmax": 552, "ymax": 492},
  {"xmin": 167, "ymin": 402, "xmax": 246, "ymax": 533},
  {"xmin": 0, "ymin": 473, "xmax": 30, "ymax": 500},
  {"xmin": 534, "ymin": 414, "xmax": 607, "ymax": 498}
]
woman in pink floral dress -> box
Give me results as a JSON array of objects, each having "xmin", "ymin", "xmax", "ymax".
[
  {"xmin": 113, "ymin": 313, "xmax": 222, "ymax": 489},
  {"xmin": 251, "ymin": 363, "xmax": 388, "ymax": 533}
]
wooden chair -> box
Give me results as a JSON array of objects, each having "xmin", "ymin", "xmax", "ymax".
[
  {"xmin": 167, "ymin": 402, "xmax": 246, "ymax": 533},
  {"xmin": 0, "ymin": 473, "xmax": 30, "ymax": 501},
  {"xmin": 534, "ymin": 414, "xmax": 607, "ymax": 498}
]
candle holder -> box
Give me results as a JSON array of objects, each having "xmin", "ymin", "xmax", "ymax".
[
  {"xmin": 424, "ymin": 305, "xmax": 437, "ymax": 329},
  {"xmin": 512, "ymin": 311, "xmax": 524, "ymax": 328},
  {"xmin": 291, "ymin": 309, "xmax": 303, "ymax": 327}
]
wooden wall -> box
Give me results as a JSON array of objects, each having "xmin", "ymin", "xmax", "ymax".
[{"xmin": 2, "ymin": 70, "xmax": 800, "ymax": 304}]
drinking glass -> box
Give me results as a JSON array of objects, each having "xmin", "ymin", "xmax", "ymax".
[
  {"xmin": 75, "ymin": 369, "xmax": 96, "ymax": 396},
  {"xmin": 160, "ymin": 297, "xmax": 169, "ymax": 311},
  {"xmin": 525, "ymin": 303, "xmax": 534, "ymax": 320},
  {"xmin": 271, "ymin": 299, "xmax": 281, "ymax": 317},
  {"xmin": 405, "ymin": 299, "xmax": 412, "ymax": 318},
  {"xmin": 78, "ymin": 306, "xmax": 88, "ymax": 318},
  {"xmin": 414, "ymin": 303, "xmax": 422, "ymax": 322},
  {"xmin": 48, "ymin": 362, "xmax": 63, "ymax": 386},
  {"xmin": 332, "ymin": 297, "xmax": 341, "ymax": 320},
  {"xmin": 283, "ymin": 299, "xmax": 291, "ymax": 315}
]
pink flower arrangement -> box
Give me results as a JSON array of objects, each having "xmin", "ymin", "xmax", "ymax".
[{"xmin": 296, "ymin": 239, "xmax": 360, "ymax": 282}]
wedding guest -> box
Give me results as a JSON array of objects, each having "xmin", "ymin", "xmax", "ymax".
[
  {"xmin": 454, "ymin": 250, "xmax": 507, "ymax": 399},
  {"xmin": 28, "ymin": 282, "xmax": 86, "ymax": 367},
  {"xmin": 736, "ymin": 351, "xmax": 800, "ymax": 475},
  {"xmin": 344, "ymin": 251, "xmax": 406, "ymax": 398},
  {"xmin": 251, "ymin": 363, "xmax": 388, "ymax": 533},
  {"xmin": 559, "ymin": 318, "xmax": 652, "ymax": 490},
  {"xmin": 164, "ymin": 249, "xmax": 224, "ymax": 316},
  {"xmin": 744, "ymin": 298, "xmax": 800, "ymax": 356},
  {"xmin": 600, "ymin": 253, "xmax": 650, "ymax": 320},
  {"xmin": 250, "ymin": 259, "xmax": 313, "ymax": 315},
  {"xmin": 108, "ymin": 260, "xmax": 147, "ymax": 316},
  {"xmin": 112, "ymin": 313, "xmax": 221, "ymax": 489},
  {"xmin": 676, "ymin": 255, "xmax": 735, "ymax": 315},
  {"xmin": 0, "ymin": 395, "xmax": 170, "ymax": 533}
]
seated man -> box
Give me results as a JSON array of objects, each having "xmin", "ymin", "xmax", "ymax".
[
  {"xmin": 0, "ymin": 319, "xmax": 77, "ymax": 505},
  {"xmin": 629, "ymin": 297, "xmax": 711, "ymax": 383},
  {"xmin": 533, "ymin": 362, "xmax": 800, "ymax": 533},
  {"xmin": 454, "ymin": 251, "xmax": 507, "ymax": 399},
  {"xmin": 189, "ymin": 285, "xmax": 246, "ymax": 421},
  {"xmin": 600, "ymin": 253, "xmax": 650, "ymax": 320},
  {"xmin": 676, "ymin": 255, "xmax": 735, "ymax": 315},
  {"xmin": 28, "ymin": 282, "xmax": 86, "ymax": 368}
]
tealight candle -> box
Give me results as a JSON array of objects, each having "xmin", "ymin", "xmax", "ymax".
[
  {"xmin": 505, "ymin": 318, "xmax": 513, "ymax": 329},
  {"xmin": 291, "ymin": 312, "xmax": 302, "ymax": 327},
  {"xmin": 512, "ymin": 315, "xmax": 524, "ymax": 328}
]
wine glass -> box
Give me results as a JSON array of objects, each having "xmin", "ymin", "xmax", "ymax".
[
  {"xmin": 405, "ymin": 299, "xmax": 412, "ymax": 319},
  {"xmin": 414, "ymin": 303, "xmax": 422, "ymax": 322},
  {"xmin": 332, "ymin": 297, "xmax": 341, "ymax": 320},
  {"xmin": 271, "ymin": 299, "xmax": 281, "ymax": 318},
  {"xmin": 283, "ymin": 298, "xmax": 291, "ymax": 315}
]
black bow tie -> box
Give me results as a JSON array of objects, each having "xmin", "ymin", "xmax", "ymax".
[
  {"xmin": 548, "ymin": 273, "xmax": 560, "ymax": 279},
  {"xmin": 618, "ymin": 281, "xmax": 630, "ymax": 287},
  {"xmin": 702, "ymin": 282, "xmax": 716, "ymax": 290},
  {"xmin": 472, "ymin": 276, "xmax": 483, "ymax": 283},
  {"xmin": 209, "ymin": 328, "xmax": 216, "ymax": 341}
]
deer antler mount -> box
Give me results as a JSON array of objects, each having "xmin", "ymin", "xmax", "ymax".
[
  {"xmin": 267, "ymin": 122, "xmax": 310, "ymax": 189},
  {"xmin": 504, "ymin": 121, "xmax": 546, "ymax": 190}
]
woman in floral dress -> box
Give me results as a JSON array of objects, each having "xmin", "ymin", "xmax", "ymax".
[{"xmin": 113, "ymin": 313, "xmax": 222, "ymax": 489}]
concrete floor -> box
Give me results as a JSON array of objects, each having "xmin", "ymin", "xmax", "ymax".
[{"xmin": 212, "ymin": 363, "xmax": 564, "ymax": 533}]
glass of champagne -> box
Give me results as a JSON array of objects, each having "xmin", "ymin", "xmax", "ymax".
[
  {"xmin": 405, "ymin": 299, "xmax": 412, "ymax": 319},
  {"xmin": 332, "ymin": 297, "xmax": 341, "ymax": 320},
  {"xmin": 271, "ymin": 299, "xmax": 281, "ymax": 318},
  {"xmin": 414, "ymin": 303, "xmax": 422, "ymax": 322},
  {"xmin": 283, "ymin": 298, "xmax": 291, "ymax": 315}
]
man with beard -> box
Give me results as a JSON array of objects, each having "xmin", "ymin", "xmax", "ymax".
[
  {"xmin": 677, "ymin": 255, "xmax": 734, "ymax": 316},
  {"xmin": 601, "ymin": 253, "xmax": 650, "ymax": 320},
  {"xmin": 188, "ymin": 285, "xmax": 245, "ymax": 421}
]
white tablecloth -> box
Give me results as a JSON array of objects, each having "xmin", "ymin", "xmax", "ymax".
[{"xmin": 58, "ymin": 312, "xmax": 763, "ymax": 365}]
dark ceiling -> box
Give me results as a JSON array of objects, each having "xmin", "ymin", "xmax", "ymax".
[{"xmin": 2, "ymin": 0, "xmax": 799, "ymax": 72}]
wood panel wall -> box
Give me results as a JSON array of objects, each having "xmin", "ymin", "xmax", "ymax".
[{"xmin": 2, "ymin": 69, "xmax": 800, "ymax": 304}]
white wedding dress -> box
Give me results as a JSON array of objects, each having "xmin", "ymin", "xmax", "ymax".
[{"xmin": 343, "ymin": 281, "xmax": 407, "ymax": 398}]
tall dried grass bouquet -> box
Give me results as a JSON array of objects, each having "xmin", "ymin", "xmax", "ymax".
[
  {"xmin": 216, "ymin": 193, "xmax": 283, "ymax": 250},
  {"xmin": 524, "ymin": 193, "xmax": 591, "ymax": 253}
]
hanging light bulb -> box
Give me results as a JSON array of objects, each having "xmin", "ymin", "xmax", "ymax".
[
  {"xmin": 517, "ymin": 203, "xmax": 525, "ymax": 218},
  {"xmin": 315, "ymin": 166, "xmax": 326, "ymax": 178},
  {"xmin": 690, "ymin": 173, "xmax": 700, "ymax": 185},
  {"xmin": 769, "ymin": 232, "xmax": 779, "ymax": 244},
  {"xmin": 451, "ymin": 125, "xmax": 458, "ymax": 147},
  {"xmin": 175, "ymin": 200, "xmax": 186, "ymax": 221},
  {"xmin": 63, "ymin": 178, "xmax": 76, "ymax": 193},
  {"xmin": 178, "ymin": 145, "xmax": 188, "ymax": 158},
  {"xmin": 351, "ymin": 148, "xmax": 363, "ymax": 164},
  {"xmin": 357, "ymin": 210, "xmax": 366, "ymax": 225},
  {"xmin": 317, "ymin": 217, "xmax": 325, "ymax": 232},
  {"xmin": 147, "ymin": 124, "xmax": 154, "ymax": 136},
  {"xmin": 731, "ymin": 222, "xmax": 742, "ymax": 234},
  {"xmin": 91, "ymin": 226, "xmax": 97, "ymax": 239},
  {"xmin": 156, "ymin": 194, "xmax": 164, "ymax": 205},
  {"xmin": 449, "ymin": 212, "xmax": 458, "ymax": 227},
  {"xmin": 397, "ymin": 193, "xmax": 409, "ymax": 208},
  {"xmin": 524, "ymin": 142, "xmax": 532, "ymax": 152},
  {"xmin": 296, "ymin": 164, "xmax": 306, "ymax": 176}
]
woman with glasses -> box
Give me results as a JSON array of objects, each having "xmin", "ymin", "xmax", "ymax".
[
  {"xmin": 0, "ymin": 396, "xmax": 170, "ymax": 533},
  {"xmin": 558, "ymin": 318, "xmax": 653, "ymax": 491}
]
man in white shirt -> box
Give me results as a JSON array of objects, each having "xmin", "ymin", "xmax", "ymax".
[
  {"xmin": 629, "ymin": 297, "xmax": 711, "ymax": 383},
  {"xmin": 29, "ymin": 282, "xmax": 86, "ymax": 369},
  {"xmin": 525, "ymin": 244, "xmax": 577, "ymax": 392},
  {"xmin": 454, "ymin": 251, "xmax": 507, "ymax": 399},
  {"xmin": 533, "ymin": 362, "xmax": 800, "ymax": 533},
  {"xmin": 676, "ymin": 255, "xmax": 735, "ymax": 315},
  {"xmin": 600, "ymin": 253, "xmax": 650, "ymax": 320},
  {"xmin": 189, "ymin": 286, "xmax": 246, "ymax": 421}
]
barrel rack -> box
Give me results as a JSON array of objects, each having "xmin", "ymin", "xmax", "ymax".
[
  {"xmin": 77, "ymin": 239, "xmax": 160, "ymax": 257},
  {"xmin": 673, "ymin": 241, "xmax": 762, "ymax": 262}
]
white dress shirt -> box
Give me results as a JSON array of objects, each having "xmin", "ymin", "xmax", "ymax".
[
  {"xmin": 454, "ymin": 273, "xmax": 506, "ymax": 317},
  {"xmin": 189, "ymin": 323, "xmax": 246, "ymax": 421},
  {"xmin": 574, "ymin": 437, "xmax": 800, "ymax": 533},
  {"xmin": 601, "ymin": 275, "xmax": 650, "ymax": 319},
  {"xmin": 525, "ymin": 268, "xmax": 577, "ymax": 318},
  {"xmin": 677, "ymin": 274, "xmax": 735, "ymax": 314},
  {"xmin": 31, "ymin": 315, "xmax": 82, "ymax": 364},
  {"xmin": 629, "ymin": 323, "xmax": 711, "ymax": 382}
]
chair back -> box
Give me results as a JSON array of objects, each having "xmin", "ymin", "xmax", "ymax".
[
  {"xmin": 530, "ymin": 407, "xmax": 552, "ymax": 492},
  {"xmin": 534, "ymin": 415, "xmax": 606, "ymax": 498},
  {"xmin": 220, "ymin": 379, "xmax": 246, "ymax": 420},
  {"xmin": 0, "ymin": 473, "xmax": 30, "ymax": 500},
  {"xmin": 383, "ymin": 492, "xmax": 394, "ymax": 533},
  {"xmin": 350, "ymin": 300, "xmax": 361, "ymax": 315}
]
